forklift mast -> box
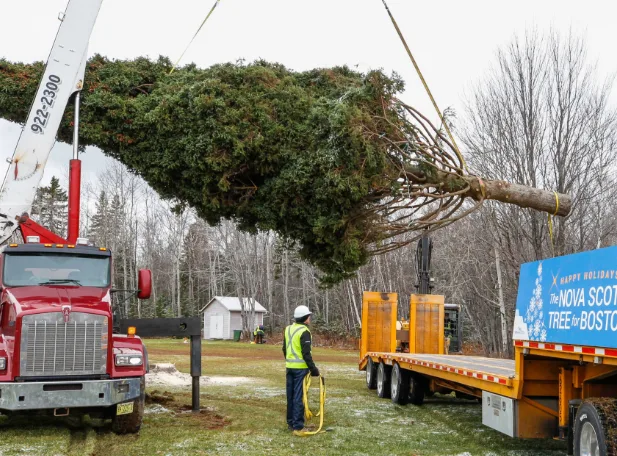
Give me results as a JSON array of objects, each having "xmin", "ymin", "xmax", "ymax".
[{"xmin": 415, "ymin": 231, "xmax": 433, "ymax": 294}]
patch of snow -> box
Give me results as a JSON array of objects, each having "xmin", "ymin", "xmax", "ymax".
[
  {"xmin": 207, "ymin": 376, "xmax": 253, "ymax": 386},
  {"xmin": 173, "ymin": 439, "xmax": 194, "ymax": 449},
  {"xmin": 146, "ymin": 363, "xmax": 253, "ymax": 387},
  {"xmin": 144, "ymin": 404, "xmax": 172, "ymax": 414},
  {"xmin": 251, "ymin": 387, "xmax": 285, "ymax": 398}
]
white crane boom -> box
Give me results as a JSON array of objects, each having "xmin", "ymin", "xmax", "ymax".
[{"xmin": 0, "ymin": 0, "xmax": 103, "ymax": 245}]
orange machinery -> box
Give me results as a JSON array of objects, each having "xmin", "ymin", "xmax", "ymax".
[{"xmin": 360, "ymin": 247, "xmax": 617, "ymax": 456}]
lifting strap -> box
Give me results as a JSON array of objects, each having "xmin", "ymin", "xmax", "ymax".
[
  {"xmin": 379, "ymin": 0, "xmax": 468, "ymax": 172},
  {"xmin": 293, "ymin": 374, "xmax": 326, "ymax": 436},
  {"xmin": 170, "ymin": 0, "xmax": 222, "ymax": 74},
  {"xmin": 548, "ymin": 191, "xmax": 559, "ymax": 254}
]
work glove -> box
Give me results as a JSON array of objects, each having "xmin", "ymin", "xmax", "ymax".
[{"xmin": 311, "ymin": 367, "xmax": 320, "ymax": 377}]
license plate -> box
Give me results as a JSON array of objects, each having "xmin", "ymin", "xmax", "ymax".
[{"xmin": 116, "ymin": 402, "xmax": 134, "ymax": 416}]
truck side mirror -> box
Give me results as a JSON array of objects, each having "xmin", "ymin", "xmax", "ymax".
[{"xmin": 137, "ymin": 269, "xmax": 152, "ymax": 299}]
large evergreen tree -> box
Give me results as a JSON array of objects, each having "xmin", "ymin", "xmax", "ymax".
[
  {"xmin": 0, "ymin": 57, "xmax": 571, "ymax": 282},
  {"xmin": 31, "ymin": 176, "xmax": 68, "ymax": 237},
  {"xmin": 89, "ymin": 191, "xmax": 111, "ymax": 247}
]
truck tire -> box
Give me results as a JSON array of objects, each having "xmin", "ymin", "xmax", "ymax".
[
  {"xmin": 574, "ymin": 398, "xmax": 617, "ymax": 456},
  {"xmin": 408, "ymin": 374, "xmax": 425, "ymax": 405},
  {"xmin": 112, "ymin": 376, "xmax": 145, "ymax": 434},
  {"xmin": 390, "ymin": 363, "xmax": 410, "ymax": 405},
  {"xmin": 366, "ymin": 358, "xmax": 377, "ymax": 390},
  {"xmin": 376, "ymin": 361, "xmax": 392, "ymax": 399}
]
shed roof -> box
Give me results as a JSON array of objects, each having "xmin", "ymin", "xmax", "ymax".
[{"xmin": 200, "ymin": 296, "xmax": 267, "ymax": 313}]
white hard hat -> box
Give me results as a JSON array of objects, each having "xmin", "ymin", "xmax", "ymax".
[{"xmin": 294, "ymin": 305, "xmax": 312, "ymax": 319}]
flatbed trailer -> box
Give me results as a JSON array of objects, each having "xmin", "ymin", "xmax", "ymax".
[
  {"xmin": 359, "ymin": 247, "xmax": 617, "ymax": 456},
  {"xmin": 361, "ymin": 353, "xmax": 515, "ymax": 392}
]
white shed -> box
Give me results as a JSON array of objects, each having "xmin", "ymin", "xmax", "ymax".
[{"xmin": 200, "ymin": 296, "xmax": 268, "ymax": 340}]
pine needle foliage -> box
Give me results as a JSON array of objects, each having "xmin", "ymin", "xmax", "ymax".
[{"xmin": 0, "ymin": 56, "xmax": 569, "ymax": 283}]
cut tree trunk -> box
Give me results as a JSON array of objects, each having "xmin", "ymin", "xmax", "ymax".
[
  {"xmin": 410, "ymin": 167, "xmax": 571, "ymax": 217},
  {"xmin": 466, "ymin": 177, "xmax": 569, "ymax": 216}
]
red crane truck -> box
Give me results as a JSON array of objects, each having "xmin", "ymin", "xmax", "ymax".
[{"xmin": 0, "ymin": 0, "xmax": 151, "ymax": 433}]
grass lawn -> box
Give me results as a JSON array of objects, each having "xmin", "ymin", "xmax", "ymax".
[{"xmin": 0, "ymin": 339, "xmax": 566, "ymax": 456}]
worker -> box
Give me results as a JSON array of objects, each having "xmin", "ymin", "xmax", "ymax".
[
  {"xmin": 254, "ymin": 325, "xmax": 265, "ymax": 344},
  {"xmin": 283, "ymin": 305, "xmax": 319, "ymax": 435}
]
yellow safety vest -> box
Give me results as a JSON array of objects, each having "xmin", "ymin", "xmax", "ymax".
[{"xmin": 284, "ymin": 323, "xmax": 310, "ymax": 369}]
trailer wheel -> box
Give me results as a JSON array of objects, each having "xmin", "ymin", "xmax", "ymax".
[
  {"xmin": 408, "ymin": 374, "xmax": 425, "ymax": 405},
  {"xmin": 366, "ymin": 358, "xmax": 377, "ymax": 390},
  {"xmin": 111, "ymin": 376, "xmax": 145, "ymax": 434},
  {"xmin": 574, "ymin": 398, "xmax": 617, "ymax": 456},
  {"xmin": 390, "ymin": 363, "xmax": 410, "ymax": 405},
  {"xmin": 376, "ymin": 361, "xmax": 391, "ymax": 399}
]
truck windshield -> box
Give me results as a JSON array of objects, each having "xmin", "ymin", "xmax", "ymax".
[{"xmin": 3, "ymin": 254, "xmax": 111, "ymax": 287}]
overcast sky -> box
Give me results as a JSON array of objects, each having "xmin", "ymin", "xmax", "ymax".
[{"xmin": 1, "ymin": 0, "xmax": 616, "ymax": 187}]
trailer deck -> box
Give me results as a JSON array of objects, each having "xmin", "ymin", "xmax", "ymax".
[{"xmin": 362, "ymin": 351, "xmax": 519, "ymax": 397}]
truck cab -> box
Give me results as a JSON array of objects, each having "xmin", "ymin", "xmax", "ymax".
[{"xmin": 0, "ymin": 240, "xmax": 149, "ymax": 433}]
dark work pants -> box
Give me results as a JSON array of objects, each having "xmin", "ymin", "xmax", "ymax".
[{"xmin": 286, "ymin": 368, "xmax": 309, "ymax": 430}]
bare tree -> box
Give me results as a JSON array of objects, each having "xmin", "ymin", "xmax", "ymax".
[
  {"xmin": 456, "ymin": 30, "xmax": 617, "ymax": 354},
  {"xmin": 464, "ymin": 30, "xmax": 617, "ymax": 259}
]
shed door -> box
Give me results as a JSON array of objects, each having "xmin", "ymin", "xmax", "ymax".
[{"xmin": 210, "ymin": 315, "xmax": 224, "ymax": 339}]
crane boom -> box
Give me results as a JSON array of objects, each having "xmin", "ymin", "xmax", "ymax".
[{"xmin": 0, "ymin": 0, "xmax": 103, "ymax": 245}]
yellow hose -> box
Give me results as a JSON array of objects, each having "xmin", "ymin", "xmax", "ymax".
[{"xmin": 293, "ymin": 374, "xmax": 326, "ymax": 436}]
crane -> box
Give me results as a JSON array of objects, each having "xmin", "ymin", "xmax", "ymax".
[
  {"xmin": 0, "ymin": 0, "xmax": 103, "ymax": 245},
  {"xmin": 0, "ymin": 0, "xmax": 153, "ymax": 433}
]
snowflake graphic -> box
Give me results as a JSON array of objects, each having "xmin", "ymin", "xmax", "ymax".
[{"xmin": 525, "ymin": 262, "xmax": 547, "ymax": 341}]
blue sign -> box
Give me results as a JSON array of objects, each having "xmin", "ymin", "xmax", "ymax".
[{"xmin": 513, "ymin": 246, "xmax": 617, "ymax": 348}]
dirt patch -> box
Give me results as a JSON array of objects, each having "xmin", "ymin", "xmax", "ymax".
[
  {"xmin": 146, "ymin": 390, "xmax": 174, "ymax": 405},
  {"xmin": 146, "ymin": 389, "xmax": 231, "ymax": 429},
  {"xmin": 176, "ymin": 406, "xmax": 230, "ymax": 429}
]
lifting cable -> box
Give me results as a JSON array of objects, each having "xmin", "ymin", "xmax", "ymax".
[
  {"xmin": 170, "ymin": 0, "xmax": 222, "ymax": 74},
  {"xmin": 380, "ymin": 0, "xmax": 563, "ymax": 243},
  {"xmin": 379, "ymin": 0, "xmax": 468, "ymax": 172},
  {"xmin": 295, "ymin": 374, "xmax": 326, "ymax": 436}
]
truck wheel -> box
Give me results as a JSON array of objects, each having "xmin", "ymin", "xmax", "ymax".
[
  {"xmin": 366, "ymin": 358, "xmax": 377, "ymax": 390},
  {"xmin": 390, "ymin": 363, "xmax": 410, "ymax": 405},
  {"xmin": 408, "ymin": 374, "xmax": 425, "ymax": 405},
  {"xmin": 112, "ymin": 376, "xmax": 145, "ymax": 434},
  {"xmin": 376, "ymin": 361, "xmax": 391, "ymax": 399},
  {"xmin": 574, "ymin": 398, "xmax": 617, "ymax": 456}
]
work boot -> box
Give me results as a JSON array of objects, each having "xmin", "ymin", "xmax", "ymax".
[{"xmin": 293, "ymin": 427, "xmax": 312, "ymax": 436}]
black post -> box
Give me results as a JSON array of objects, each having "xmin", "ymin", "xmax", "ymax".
[
  {"xmin": 190, "ymin": 334, "xmax": 201, "ymax": 412},
  {"xmin": 117, "ymin": 317, "xmax": 203, "ymax": 412}
]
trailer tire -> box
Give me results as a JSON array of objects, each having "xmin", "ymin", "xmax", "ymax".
[
  {"xmin": 111, "ymin": 376, "xmax": 145, "ymax": 434},
  {"xmin": 408, "ymin": 374, "xmax": 425, "ymax": 406},
  {"xmin": 376, "ymin": 361, "xmax": 391, "ymax": 399},
  {"xmin": 390, "ymin": 363, "xmax": 410, "ymax": 405},
  {"xmin": 574, "ymin": 398, "xmax": 617, "ymax": 456},
  {"xmin": 366, "ymin": 358, "xmax": 378, "ymax": 390}
]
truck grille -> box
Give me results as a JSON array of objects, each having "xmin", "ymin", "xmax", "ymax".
[{"xmin": 20, "ymin": 312, "xmax": 108, "ymax": 377}]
